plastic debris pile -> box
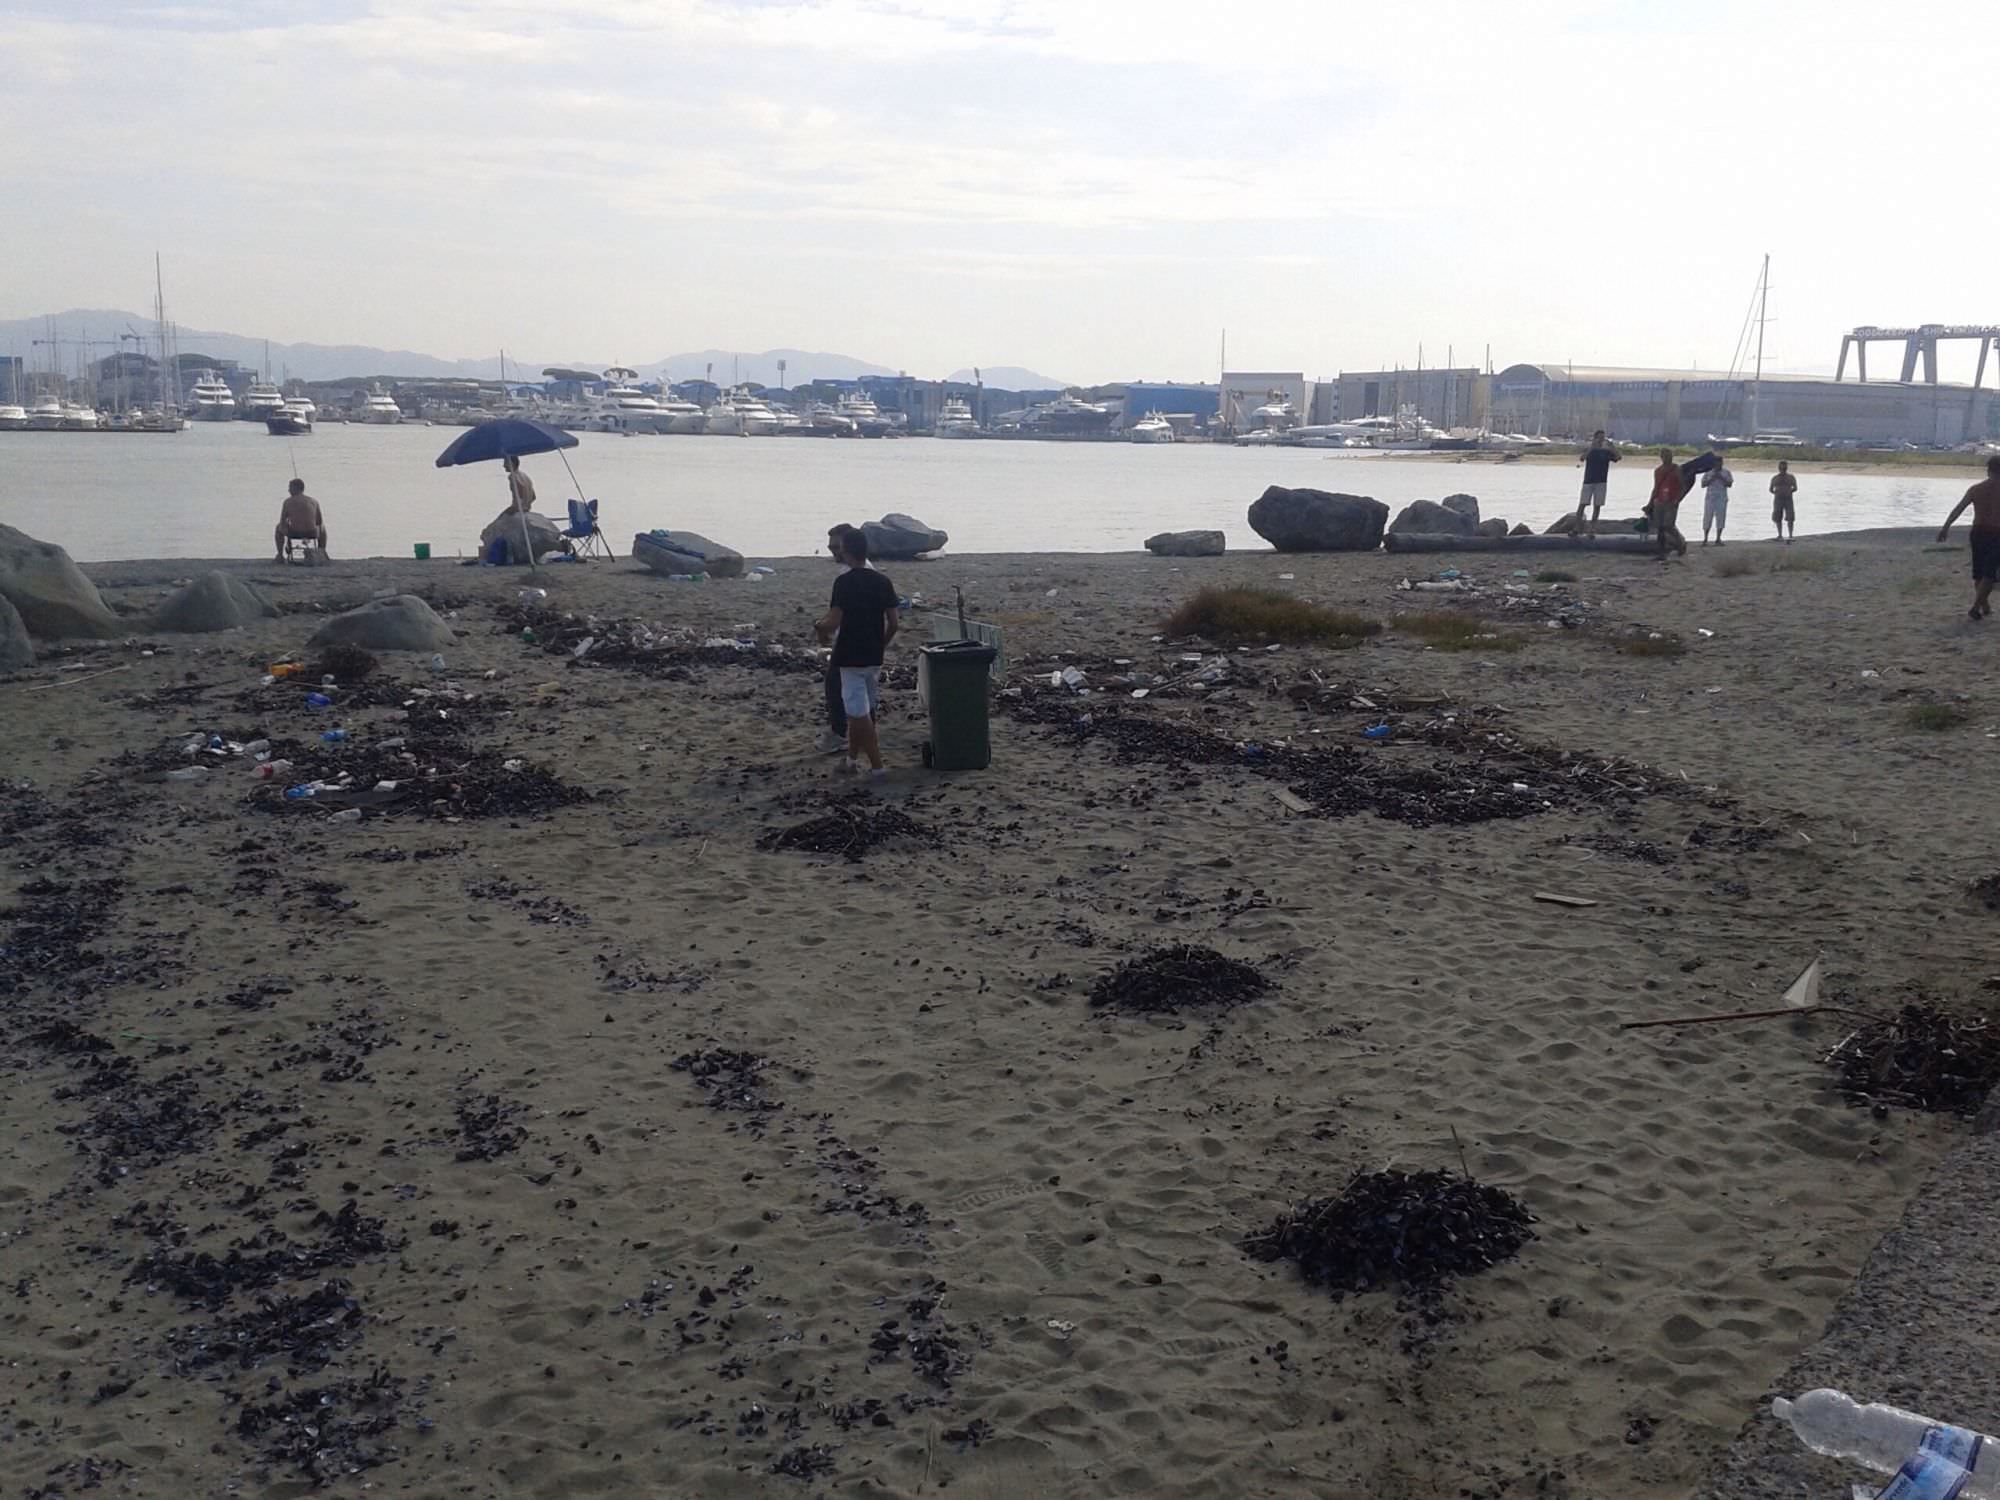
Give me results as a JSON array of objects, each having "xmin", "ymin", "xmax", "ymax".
[
  {"xmin": 1825, "ymin": 1002, "xmax": 2000, "ymax": 1116},
  {"xmin": 1088, "ymin": 945, "xmax": 1272, "ymax": 1015}
]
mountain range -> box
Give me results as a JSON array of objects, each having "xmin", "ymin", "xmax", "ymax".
[{"xmin": 0, "ymin": 310, "xmax": 1067, "ymax": 390}]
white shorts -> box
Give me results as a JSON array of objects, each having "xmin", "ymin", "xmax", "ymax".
[
  {"xmin": 839, "ymin": 666, "xmax": 881, "ymax": 719},
  {"xmin": 1702, "ymin": 492, "xmax": 1729, "ymax": 527},
  {"xmin": 1578, "ymin": 481, "xmax": 1607, "ymax": 508}
]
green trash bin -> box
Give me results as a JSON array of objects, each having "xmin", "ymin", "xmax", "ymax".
[{"xmin": 920, "ymin": 639, "xmax": 998, "ymax": 771}]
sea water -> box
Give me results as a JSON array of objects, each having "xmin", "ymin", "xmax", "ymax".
[{"xmin": 0, "ymin": 422, "xmax": 1973, "ymax": 563}]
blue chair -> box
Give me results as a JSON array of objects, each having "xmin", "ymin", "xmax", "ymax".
[{"xmin": 564, "ymin": 497, "xmax": 615, "ymax": 560}]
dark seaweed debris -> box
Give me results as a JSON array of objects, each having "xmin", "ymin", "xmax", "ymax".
[
  {"xmin": 235, "ymin": 1368, "xmax": 405, "ymax": 1484},
  {"xmin": 167, "ymin": 1281, "xmax": 365, "ymax": 1374},
  {"xmin": 671, "ymin": 1048, "xmax": 782, "ymax": 1130},
  {"xmin": 1089, "ymin": 945, "xmax": 1272, "ymax": 1015},
  {"xmin": 455, "ymin": 1094, "xmax": 528, "ymax": 1161},
  {"xmin": 250, "ymin": 732, "xmax": 599, "ymax": 821},
  {"xmin": 1969, "ymin": 873, "xmax": 2000, "ymax": 913},
  {"xmin": 759, "ymin": 802, "xmax": 935, "ymax": 863},
  {"xmin": 770, "ymin": 1445, "xmax": 839, "ymax": 1480},
  {"xmin": 307, "ymin": 644, "xmax": 379, "ymax": 683},
  {"xmin": 1244, "ymin": 1169, "xmax": 1536, "ymax": 1295},
  {"xmin": 132, "ymin": 1202, "xmax": 403, "ymax": 1307},
  {"xmin": 1825, "ymin": 1003, "xmax": 2000, "ymax": 1116}
]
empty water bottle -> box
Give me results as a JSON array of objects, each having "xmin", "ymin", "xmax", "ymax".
[
  {"xmin": 164, "ymin": 766, "xmax": 209, "ymax": 782},
  {"xmin": 306, "ymin": 692, "xmax": 332, "ymax": 709},
  {"xmin": 256, "ymin": 759, "xmax": 293, "ymax": 781},
  {"xmin": 240, "ymin": 739, "xmax": 270, "ymax": 758},
  {"xmin": 321, "ymin": 728, "xmax": 347, "ymax": 744},
  {"xmin": 327, "ymin": 807, "xmax": 363, "ymax": 824},
  {"xmin": 1773, "ymin": 1389, "xmax": 1999, "ymax": 1495},
  {"xmin": 283, "ymin": 783, "xmax": 317, "ymax": 800}
]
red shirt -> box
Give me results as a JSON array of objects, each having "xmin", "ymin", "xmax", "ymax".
[{"xmin": 1651, "ymin": 464, "xmax": 1683, "ymax": 504}]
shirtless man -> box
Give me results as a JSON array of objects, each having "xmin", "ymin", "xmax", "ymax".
[
  {"xmin": 503, "ymin": 455, "xmax": 536, "ymax": 513},
  {"xmin": 274, "ymin": 479, "xmax": 327, "ymax": 559},
  {"xmin": 1769, "ymin": 461, "xmax": 1798, "ymax": 543},
  {"xmin": 1936, "ymin": 455, "xmax": 2000, "ymax": 621}
]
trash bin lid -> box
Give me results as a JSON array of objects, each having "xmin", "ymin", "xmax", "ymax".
[{"xmin": 920, "ymin": 639, "xmax": 997, "ymax": 663}]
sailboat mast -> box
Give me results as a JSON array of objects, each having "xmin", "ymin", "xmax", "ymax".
[{"xmin": 1748, "ymin": 253, "xmax": 1768, "ymax": 439}]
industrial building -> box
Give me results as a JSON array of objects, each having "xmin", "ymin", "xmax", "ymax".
[
  {"xmin": 1335, "ymin": 368, "xmax": 1485, "ymax": 431},
  {"xmin": 1488, "ymin": 364, "xmax": 2000, "ymax": 447}
]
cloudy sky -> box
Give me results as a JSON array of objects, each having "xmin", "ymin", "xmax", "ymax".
[{"xmin": 5, "ymin": 0, "xmax": 1996, "ymax": 384}]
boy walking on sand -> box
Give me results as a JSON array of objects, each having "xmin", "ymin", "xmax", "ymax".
[
  {"xmin": 1936, "ymin": 455, "xmax": 2000, "ymax": 621},
  {"xmin": 1650, "ymin": 448, "xmax": 1688, "ymax": 559},
  {"xmin": 815, "ymin": 526, "xmax": 900, "ymax": 778},
  {"xmin": 1769, "ymin": 461, "xmax": 1798, "ymax": 542}
]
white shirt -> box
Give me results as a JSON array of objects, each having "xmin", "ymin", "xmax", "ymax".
[{"xmin": 1702, "ymin": 466, "xmax": 1733, "ymax": 492}]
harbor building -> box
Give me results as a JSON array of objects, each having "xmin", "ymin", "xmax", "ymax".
[
  {"xmin": 1120, "ymin": 381, "xmax": 1220, "ymax": 429},
  {"xmin": 1335, "ymin": 367, "xmax": 1485, "ymax": 432},
  {"xmin": 1489, "ymin": 364, "xmax": 2000, "ymax": 447},
  {"xmin": 1219, "ymin": 371, "xmax": 1307, "ymax": 431}
]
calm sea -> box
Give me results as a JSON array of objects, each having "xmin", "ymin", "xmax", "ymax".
[{"xmin": 0, "ymin": 423, "xmax": 1971, "ymax": 563}]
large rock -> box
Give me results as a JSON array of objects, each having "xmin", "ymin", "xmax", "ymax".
[
  {"xmin": 1547, "ymin": 512, "xmax": 1648, "ymax": 536},
  {"xmin": 632, "ymin": 530, "xmax": 745, "ymax": 579},
  {"xmin": 1144, "ymin": 530, "xmax": 1225, "ymax": 557},
  {"xmin": 1509, "ymin": 523, "xmax": 1534, "ymax": 537},
  {"xmin": 863, "ymin": 513, "xmax": 948, "ymax": 561},
  {"xmin": 0, "ymin": 523, "xmax": 122, "ymax": 639},
  {"xmin": 1441, "ymin": 494, "xmax": 1481, "ymax": 523},
  {"xmin": 149, "ymin": 572, "xmax": 278, "ymax": 633},
  {"xmin": 1388, "ymin": 499, "xmax": 1479, "ymax": 537},
  {"xmin": 479, "ymin": 507, "xmax": 565, "ymax": 565},
  {"xmin": 0, "ymin": 595, "xmax": 32, "ymax": 670},
  {"xmin": 1246, "ymin": 487, "xmax": 1388, "ymax": 553},
  {"xmin": 307, "ymin": 595, "xmax": 455, "ymax": 653},
  {"xmin": 1477, "ymin": 518, "xmax": 1510, "ymax": 538}
]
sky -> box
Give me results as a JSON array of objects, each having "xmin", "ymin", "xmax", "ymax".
[{"xmin": 5, "ymin": 0, "xmax": 1998, "ymax": 386}]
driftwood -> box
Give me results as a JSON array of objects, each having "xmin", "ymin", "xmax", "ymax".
[{"xmin": 1383, "ymin": 532, "xmax": 1659, "ymax": 555}]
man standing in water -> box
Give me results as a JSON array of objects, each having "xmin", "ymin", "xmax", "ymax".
[
  {"xmin": 1650, "ymin": 448, "xmax": 1688, "ymax": 558},
  {"xmin": 1769, "ymin": 460, "xmax": 1798, "ymax": 542},
  {"xmin": 815, "ymin": 526, "xmax": 899, "ymax": 778},
  {"xmin": 1699, "ymin": 456, "xmax": 1734, "ymax": 546},
  {"xmin": 1574, "ymin": 429, "xmax": 1621, "ymax": 535},
  {"xmin": 1936, "ymin": 455, "xmax": 2000, "ymax": 621}
]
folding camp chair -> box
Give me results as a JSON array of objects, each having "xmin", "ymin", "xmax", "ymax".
[{"xmin": 563, "ymin": 497, "xmax": 615, "ymax": 560}]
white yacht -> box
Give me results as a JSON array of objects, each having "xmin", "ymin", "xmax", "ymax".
[
  {"xmin": 187, "ymin": 372, "xmax": 237, "ymax": 421},
  {"xmin": 935, "ymin": 396, "xmax": 978, "ymax": 438},
  {"xmin": 0, "ymin": 403, "xmax": 28, "ymax": 431},
  {"xmin": 587, "ymin": 369, "xmax": 674, "ymax": 434},
  {"xmin": 26, "ymin": 397, "xmax": 64, "ymax": 430},
  {"xmin": 266, "ymin": 396, "xmax": 315, "ymax": 436},
  {"xmin": 706, "ymin": 387, "xmax": 783, "ymax": 436},
  {"xmin": 238, "ymin": 379, "xmax": 286, "ymax": 422},
  {"xmin": 1127, "ymin": 411, "xmax": 1173, "ymax": 444},
  {"xmin": 60, "ymin": 403, "xmax": 99, "ymax": 431},
  {"xmin": 359, "ymin": 384, "xmax": 404, "ymax": 424},
  {"xmin": 656, "ymin": 393, "xmax": 707, "ymax": 433},
  {"xmin": 1250, "ymin": 396, "xmax": 1299, "ymax": 432}
]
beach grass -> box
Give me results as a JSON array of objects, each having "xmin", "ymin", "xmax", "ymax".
[
  {"xmin": 1400, "ymin": 611, "xmax": 1523, "ymax": 652},
  {"xmin": 1165, "ymin": 587, "xmax": 1380, "ymax": 647},
  {"xmin": 1612, "ymin": 634, "xmax": 1686, "ymax": 658},
  {"xmin": 1905, "ymin": 703, "xmax": 1970, "ymax": 731}
]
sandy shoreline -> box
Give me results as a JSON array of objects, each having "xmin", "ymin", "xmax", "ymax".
[
  {"xmin": 3, "ymin": 534, "xmax": 1995, "ymax": 1496},
  {"xmin": 1408, "ymin": 449, "xmax": 1991, "ymax": 478}
]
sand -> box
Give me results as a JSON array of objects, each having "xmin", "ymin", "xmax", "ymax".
[{"xmin": 1, "ymin": 531, "xmax": 1994, "ymax": 1497}]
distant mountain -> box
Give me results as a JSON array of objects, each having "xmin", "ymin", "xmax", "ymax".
[{"xmin": 948, "ymin": 366, "xmax": 1069, "ymax": 390}]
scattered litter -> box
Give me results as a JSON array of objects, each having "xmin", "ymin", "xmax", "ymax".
[
  {"xmin": 1270, "ymin": 787, "xmax": 1313, "ymax": 814},
  {"xmin": 1278, "ymin": 572, "xmax": 1295, "ymax": 581},
  {"xmin": 1825, "ymin": 1002, "xmax": 2000, "ymax": 1116},
  {"xmin": 1533, "ymin": 892, "xmax": 1596, "ymax": 907},
  {"xmin": 1697, "ymin": 628, "xmax": 1715, "ymax": 638},
  {"xmin": 1362, "ymin": 723, "xmax": 1393, "ymax": 740},
  {"xmin": 1045, "ymin": 1319, "xmax": 1076, "ymax": 1341}
]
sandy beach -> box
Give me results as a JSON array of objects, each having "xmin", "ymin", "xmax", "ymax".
[{"xmin": 2, "ymin": 529, "xmax": 1995, "ymax": 1498}]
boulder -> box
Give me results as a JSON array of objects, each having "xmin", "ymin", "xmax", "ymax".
[
  {"xmin": 149, "ymin": 571, "xmax": 278, "ymax": 633},
  {"xmin": 306, "ymin": 595, "xmax": 456, "ymax": 653},
  {"xmin": 1441, "ymin": 494, "xmax": 1481, "ymax": 523},
  {"xmin": 479, "ymin": 507, "xmax": 565, "ymax": 565},
  {"xmin": 0, "ymin": 523, "xmax": 122, "ymax": 639},
  {"xmin": 0, "ymin": 595, "xmax": 32, "ymax": 670},
  {"xmin": 1509, "ymin": 523, "xmax": 1534, "ymax": 537},
  {"xmin": 1388, "ymin": 499, "xmax": 1479, "ymax": 537},
  {"xmin": 1246, "ymin": 487, "xmax": 1388, "ymax": 553},
  {"xmin": 1144, "ymin": 530, "xmax": 1225, "ymax": 558},
  {"xmin": 632, "ymin": 530, "xmax": 745, "ymax": 579},
  {"xmin": 863, "ymin": 513, "xmax": 949, "ymax": 560},
  {"xmin": 1477, "ymin": 518, "xmax": 1510, "ymax": 538},
  {"xmin": 1547, "ymin": 512, "xmax": 1648, "ymax": 536}
]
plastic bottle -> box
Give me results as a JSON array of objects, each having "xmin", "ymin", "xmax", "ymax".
[
  {"xmin": 306, "ymin": 692, "xmax": 332, "ymax": 709},
  {"xmin": 240, "ymin": 739, "xmax": 270, "ymax": 758},
  {"xmin": 429, "ymin": 654, "xmax": 447, "ymax": 673},
  {"xmin": 321, "ymin": 728, "xmax": 348, "ymax": 744},
  {"xmin": 164, "ymin": 766, "xmax": 209, "ymax": 782},
  {"xmin": 283, "ymin": 783, "xmax": 317, "ymax": 800},
  {"xmin": 256, "ymin": 759, "xmax": 293, "ymax": 781},
  {"xmin": 1773, "ymin": 1390, "xmax": 1997, "ymax": 1495},
  {"xmin": 328, "ymin": 807, "xmax": 363, "ymax": 824}
]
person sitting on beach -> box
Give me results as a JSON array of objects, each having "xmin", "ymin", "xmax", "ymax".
[
  {"xmin": 1575, "ymin": 429, "xmax": 1621, "ymax": 535},
  {"xmin": 816, "ymin": 523, "xmax": 860, "ymax": 753},
  {"xmin": 1936, "ymin": 455, "xmax": 2000, "ymax": 622},
  {"xmin": 1769, "ymin": 461, "xmax": 1797, "ymax": 543},
  {"xmin": 814, "ymin": 525, "xmax": 899, "ymax": 779},
  {"xmin": 503, "ymin": 455, "xmax": 536, "ymax": 513},
  {"xmin": 1699, "ymin": 458, "xmax": 1733, "ymax": 546},
  {"xmin": 274, "ymin": 479, "xmax": 327, "ymax": 560},
  {"xmin": 1650, "ymin": 449, "xmax": 1688, "ymax": 559}
]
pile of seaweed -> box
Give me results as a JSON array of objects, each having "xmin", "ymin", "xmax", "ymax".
[
  {"xmin": 495, "ymin": 603, "xmax": 819, "ymax": 678},
  {"xmin": 1089, "ymin": 945, "xmax": 1271, "ymax": 1015},
  {"xmin": 248, "ymin": 731, "xmax": 598, "ymax": 821},
  {"xmin": 1244, "ymin": 1168, "xmax": 1536, "ymax": 1296},
  {"xmin": 759, "ymin": 800, "xmax": 936, "ymax": 862},
  {"xmin": 1825, "ymin": 1002, "xmax": 2000, "ymax": 1116}
]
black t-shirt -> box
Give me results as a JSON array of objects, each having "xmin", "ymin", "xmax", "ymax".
[
  {"xmin": 830, "ymin": 568, "xmax": 898, "ymax": 668},
  {"xmin": 1581, "ymin": 446, "xmax": 1621, "ymax": 485}
]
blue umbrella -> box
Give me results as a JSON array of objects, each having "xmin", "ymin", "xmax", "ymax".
[{"xmin": 435, "ymin": 419, "xmax": 587, "ymax": 569}]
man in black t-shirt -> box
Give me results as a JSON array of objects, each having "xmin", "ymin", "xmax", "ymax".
[
  {"xmin": 1575, "ymin": 429, "xmax": 1621, "ymax": 534},
  {"xmin": 814, "ymin": 526, "xmax": 900, "ymax": 776}
]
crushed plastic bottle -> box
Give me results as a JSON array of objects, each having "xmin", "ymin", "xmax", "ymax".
[
  {"xmin": 283, "ymin": 783, "xmax": 318, "ymax": 800},
  {"xmin": 321, "ymin": 728, "xmax": 348, "ymax": 744},
  {"xmin": 1773, "ymin": 1389, "xmax": 1999, "ymax": 1496},
  {"xmin": 164, "ymin": 766, "xmax": 209, "ymax": 782},
  {"xmin": 240, "ymin": 739, "xmax": 270, "ymax": 758},
  {"xmin": 256, "ymin": 759, "xmax": 294, "ymax": 781},
  {"xmin": 518, "ymin": 587, "xmax": 548, "ymax": 601},
  {"xmin": 306, "ymin": 692, "xmax": 333, "ymax": 709},
  {"xmin": 328, "ymin": 807, "xmax": 363, "ymax": 824},
  {"xmin": 1362, "ymin": 723, "xmax": 1393, "ymax": 740}
]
